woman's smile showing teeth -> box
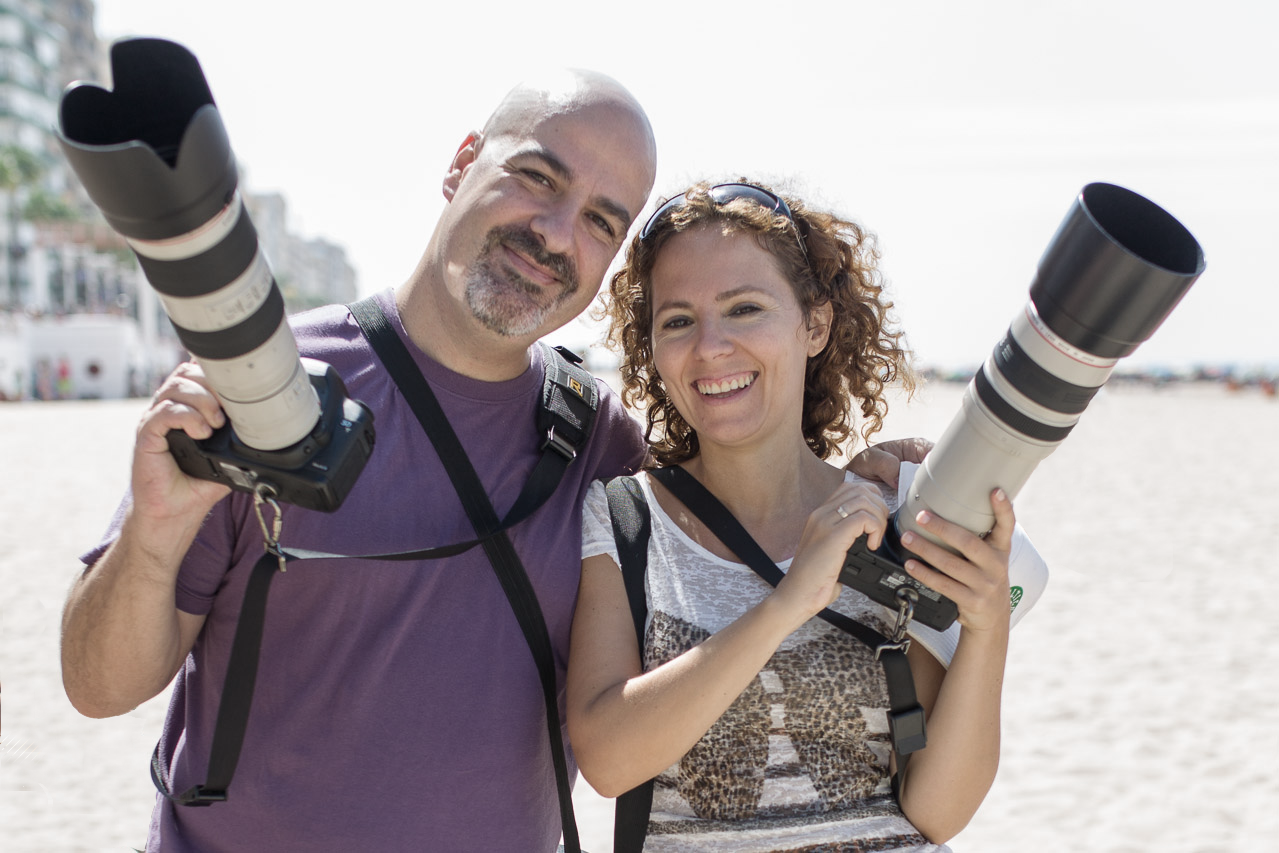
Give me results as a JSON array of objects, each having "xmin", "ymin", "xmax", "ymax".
[{"xmin": 696, "ymin": 372, "xmax": 756, "ymax": 397}]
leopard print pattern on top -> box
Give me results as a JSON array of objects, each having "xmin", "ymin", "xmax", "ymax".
[
  {"xmin": 647, "ymin": 611, "xmax": 771, "ymax": 820},
  {"xmin": 645, "ymin": 610, "xmax": 897, "ymax": 822},
  {"xmin": 774, "ymin": 630, "xmax": 892, "ymax": 809},
  {"xmin": 582, "ymin": 472, "xmax": 946, "ymax": 852}
]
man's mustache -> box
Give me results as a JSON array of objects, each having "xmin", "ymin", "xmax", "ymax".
[{"xmin": 488, "ymin": 225, "xmax": 578, "ymax": 293}]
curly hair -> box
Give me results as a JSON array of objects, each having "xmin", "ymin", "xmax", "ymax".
[{"xmin": 602, "ymin": 180, "xmax": 916, "ymax": 466}]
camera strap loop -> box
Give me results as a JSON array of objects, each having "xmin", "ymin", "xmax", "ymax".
[
  {"xmin": 876, "ymin": 587, "xmax": 918, "ymax": 660},
  {"xmin": 251, "ymin": 484, "xmax": 287, "ymax": 573}
]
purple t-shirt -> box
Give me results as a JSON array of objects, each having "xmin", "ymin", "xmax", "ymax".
[{"xmin": 88, "ymin": 290, "xmax": 645, "ymax": 851}]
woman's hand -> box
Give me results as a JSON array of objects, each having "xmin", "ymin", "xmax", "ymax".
[
  {"xmin": 899, "ymin": 489, "xmax": 1014, "ymax": 634},
  {"xmin": 772, "ymin": 482, "xmax": 889, "ymax": 626}
]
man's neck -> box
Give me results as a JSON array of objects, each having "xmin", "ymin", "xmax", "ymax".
[{"xmin": 393, "ymin": 280, "xmax": 535, "ymax": 383}]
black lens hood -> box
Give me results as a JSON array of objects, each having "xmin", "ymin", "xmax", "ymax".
[
  {"xmin": 1030, "ymin": 182, "xmax": 1205, "ymax": 359},
  {"xmin": 56, "ymin": 38, "xmax": 238, "ymax": 240}
]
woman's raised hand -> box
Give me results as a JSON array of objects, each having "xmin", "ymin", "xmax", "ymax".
[
  {"xmin": 773, "ymin": 482, "xmax": 889, "ymax": 626},
  {"xmin": 899, "ymin": 489, "xmax": 1015, "ymax": 635}
]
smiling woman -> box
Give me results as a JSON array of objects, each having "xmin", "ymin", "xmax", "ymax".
[
  {"xmin": 608, "ymin": 182, "xmax": 914, "ymax": 466},
  {"xmin": 565, "ymin": 180, "xmax": 1047, "ymax": 852},
  {"xmin": 647, "ymin": 225, "xmax": 833, "ymax": 454}
]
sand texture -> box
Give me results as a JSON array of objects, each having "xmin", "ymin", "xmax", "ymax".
[{"xmin": 2, "ymin": 381, "xmax": 1276, "ymax": 851}]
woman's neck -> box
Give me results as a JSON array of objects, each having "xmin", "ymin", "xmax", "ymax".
[{"xmin": 677, "ymin": 437, "xmax": 844, "ymax": 561}]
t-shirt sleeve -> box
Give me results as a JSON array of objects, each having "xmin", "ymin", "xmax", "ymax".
[
  {"xmin": 171, "ymin": 497, "xmax": 244, "ymax": 615},
  {"xmin": 589, "ymin": 380, "xmax": 647, "ymax": 480},
  {"xmin": 581, "ymin": 478, "xmax": 621, "ymax": 567},
  {"xmin": 80, "ymin": 487, "xmax": 245, "ymax": 616}
]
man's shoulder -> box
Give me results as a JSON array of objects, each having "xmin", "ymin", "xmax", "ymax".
[
  {"xmin": 287, "ymin": 302, "xmax": 371, "ymax": 369},
  {"xmin": 290, "ymin": 302, "xmax": 358, "ymax": 340}
]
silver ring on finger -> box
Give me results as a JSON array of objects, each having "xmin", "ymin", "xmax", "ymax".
[{"xmin": 835, "ymin": 504, "xmax": 850, "ymax": 520}]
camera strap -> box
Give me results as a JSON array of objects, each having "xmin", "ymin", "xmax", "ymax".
[
  {"xmin": 152, "ymin": 298, "xmax": 594, "ymax": 853},
  {"xmin": 644, "ymin": 467, "xmax": 926, "ymax": 792},
  {"xmin": 349, "ymin": 297, "xmax": 582, "ymax": 852},
  {"xmin": 262, "ymin": 297, "xmax": 599, "ymax": 563}
]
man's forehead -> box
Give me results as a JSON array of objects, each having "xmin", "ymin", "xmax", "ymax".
[
  {"xmin": 496, "ymin": 133, "xmax": 643, "ymax": 226},
  {"xmin": 489, "ymin": 108, "xmax": 652, "ymax": 215}
]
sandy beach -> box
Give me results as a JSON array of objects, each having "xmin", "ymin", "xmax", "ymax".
[{"xmin": 2, "ymin": 380, "xmax": 1277, "ymax": 851}]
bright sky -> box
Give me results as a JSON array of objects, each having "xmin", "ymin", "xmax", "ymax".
[{"xmin": 90, "ymin": 0, "xmax": 1278, "ymax": 370}]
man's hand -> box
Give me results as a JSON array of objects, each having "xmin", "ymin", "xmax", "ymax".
[
  {"xmin": 133, "ymin": 361, "xmax": 232, "ymax": 525},
  {"xmin": 847, "ymin": 437, "xmax": 933, "ymax": 488}
]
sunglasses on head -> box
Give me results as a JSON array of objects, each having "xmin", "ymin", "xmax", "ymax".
[{"xmin": 638, "ymin": 182, "xmax": 809, "ymax": 262}]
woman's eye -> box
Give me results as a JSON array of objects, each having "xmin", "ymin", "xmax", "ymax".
[
  {"xmin": 660, "ymin": 316, "xmax": 690, "ymax": 330},
  {"xmin": 730, "ymin": 303, "xmax": 762, "ymax": 316}
]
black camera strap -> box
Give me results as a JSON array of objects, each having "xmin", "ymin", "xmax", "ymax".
[
  {"xmin": 153, "ymin": 298, "xmax": 594, "ymax": 853},
  {"xmin": 349, "ymin": 297, "xmax": 582, "ymax": 851},
  {"xmin": 269, "ymin": 298, "xmax": 599, "ymax": 563},
  {"xmin": 645, "ymin": 467, "xmax": 926, "ymax": 791}
]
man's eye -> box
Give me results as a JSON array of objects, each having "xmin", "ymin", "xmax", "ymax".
[
  {"xmin": 587, "ymin": 212, "xmax": 615, "ymax": 238},
  {"xmin": 523, "ymin": 169, "xmax": 552, "ymax": 186}
]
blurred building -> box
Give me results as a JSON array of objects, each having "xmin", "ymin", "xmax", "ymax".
[
  {"xmin": 0, "ymin": 1, "xmax": 357, "ymax": 399},
  {"xmin": 246, "ymin": 191, "xmax": 358, "ymax": 310}
]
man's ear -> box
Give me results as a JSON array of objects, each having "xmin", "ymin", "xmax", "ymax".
[
  {"xmin": 442, "ymin": 131, "xmax": 483, "ymax": 202},
  {"xmin": 807, "ymin": 301, "xmax": 833, "ymax": 357}
]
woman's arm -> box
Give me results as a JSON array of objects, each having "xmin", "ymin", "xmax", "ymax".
[
  {"xmin": 893, "ymin": 489, "xmax": 1016, "ymax": 842},
  {"xmin": 566, "ymin": 480, "xmax": 888, "ymax": 797}
]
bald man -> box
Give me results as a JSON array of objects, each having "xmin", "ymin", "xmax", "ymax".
[{"xmin": 63, "ymin": 71, "xmax": 657, "ymax": 852}]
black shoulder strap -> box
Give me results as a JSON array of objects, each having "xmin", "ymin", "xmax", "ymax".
[
  {"xmin": 604, "ymin": 477, "xmax": 654, "ymax": 853},
  {"xmin": 347, "ymin": 296, "xmax": 582, "ymax": 851},
  {"xmin": 605, "ymin": 477, "xmax": 651, "ymax": 648},
  {"xmin": 334, "ymin": 296, "xmax": 598, "ymax": 560},
  {"xmin": 647, "ymin": 465, "xmax": 927, "ymax": 786}
]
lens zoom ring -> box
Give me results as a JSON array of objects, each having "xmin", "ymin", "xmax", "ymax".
[
  {"xmin": 135, "ymin": 211, "xmax": 259, "ymax": 298},
  {"xmin": 172, "ymin": 285, "xmax": 285, "ymax": 360},
  {"xmin": 992, "ymin": 334, "xmax": 1101, "ymax": 416},
  {"xmin": 973, "ymin": 367, "xmax": 1076, "ymax": 444}
]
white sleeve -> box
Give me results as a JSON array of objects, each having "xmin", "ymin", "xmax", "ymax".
[{"xmin": 581, "ymin": 478, "xmax": 621, "ymax": 567}]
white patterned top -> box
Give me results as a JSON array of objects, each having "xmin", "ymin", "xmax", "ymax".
[{"xmin": 582, "ymin": 470, "xmax": 950, "ymax": 853}]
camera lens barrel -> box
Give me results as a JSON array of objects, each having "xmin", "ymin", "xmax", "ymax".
[
  {"xmin": 897, "ymin": 183, "xmax": 1205, "ymax": 546},
  {"xmin": 56, "ymin": 38, "xmax": 320, "ymax": 451}
]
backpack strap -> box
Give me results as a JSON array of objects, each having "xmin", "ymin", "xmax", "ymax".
[
  {"xmin": 604, "ymin": 477, "xmax": 655, "ymax": 853},
  {"xmin": 647, "ymin": 465, "xmax": 926, "ymax": 794}
]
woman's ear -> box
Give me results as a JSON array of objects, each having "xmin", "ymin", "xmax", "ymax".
[
  {"xmin": 442, "ymin": 131, "xmax": 483, "ymax": 202},
  {"xmin": 806, "ymin": 301, "xmax": 833, "ymax": 357}
]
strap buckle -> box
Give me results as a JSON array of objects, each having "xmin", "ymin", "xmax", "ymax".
[
  {"xmin": 888, "ymin": 704, "xmax": 928, "ymax": 755},
  {"xmin": 176, "ymin": 785, "xmax": 227, "ymax": 806},
  {"xmin": 541, "ymin": 427, "xmax": 578, "ymax": 462}
]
